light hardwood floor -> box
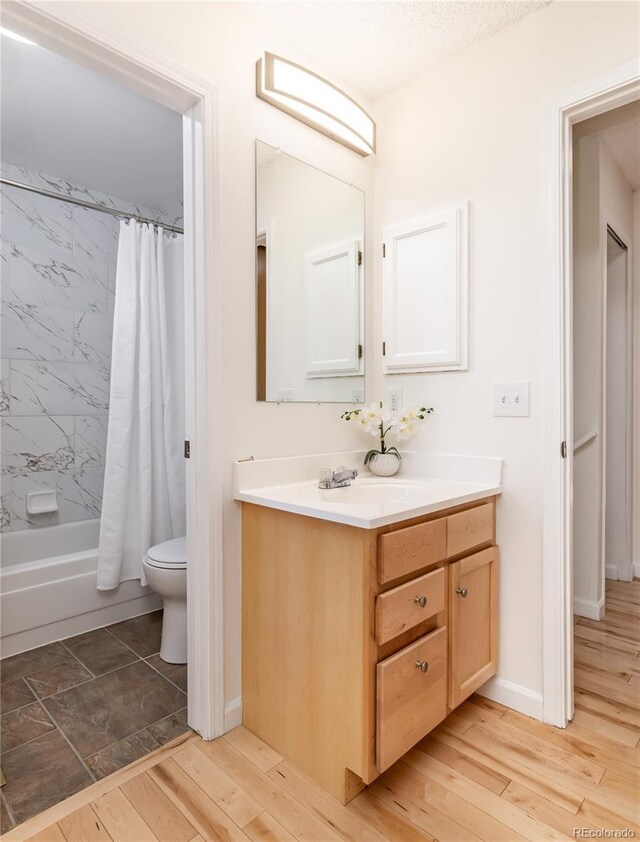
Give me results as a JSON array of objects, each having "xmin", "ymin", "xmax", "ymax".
[{"xmin": 4, "ymin": 579, "xmax": 639, "ymax": 842}]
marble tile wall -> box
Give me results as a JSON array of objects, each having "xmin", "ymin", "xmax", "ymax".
[{"xmin": 0, "ymin": 163, "xmax": 183, "ymax": 532}]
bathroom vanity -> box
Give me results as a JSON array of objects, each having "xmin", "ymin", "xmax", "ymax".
[{"xmin": 236, "ymin": 453, "xmax": 502, "ymax": 804}]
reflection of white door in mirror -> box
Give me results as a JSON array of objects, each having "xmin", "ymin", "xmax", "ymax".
[
  {"xmin": 383, "ymin": 204, "xmax": 469, "ymax": 373},
  {"xmin": 256, "ymin": 139, "xmax": 365, "ymax": 403},
  {"xmin": 305, "ymin": 240, "xmax": 361, "ymax": 378}
]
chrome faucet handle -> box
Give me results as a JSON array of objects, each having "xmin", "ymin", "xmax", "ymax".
[{"xmin": 318, "ymin": 466, "xmax": 358, "ymax": 489}]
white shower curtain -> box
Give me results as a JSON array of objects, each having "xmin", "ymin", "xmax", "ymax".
[{"xmin": 97, "ymin": 220, "xmax": 186, "ymax": 590}]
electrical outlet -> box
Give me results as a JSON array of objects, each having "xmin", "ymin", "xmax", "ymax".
[
  {"xmin": 277, "ymin": 388, "xmax": 294, "ymax": 402},
  {"xmin": 387, "ymin": 389, "xmax": 403, "ymax": 412},
  {"xmin": 493, "ymin": 382, "xmax": 530, "ymax": 417},
  {"xmin": 351, "ymin": 389, "xmax": 365, "ymax": 404}
]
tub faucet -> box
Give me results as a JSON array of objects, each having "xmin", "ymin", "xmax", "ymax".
[{"xmin": 318, "ymin": 466, "xmax": 358, "ymax": 489}]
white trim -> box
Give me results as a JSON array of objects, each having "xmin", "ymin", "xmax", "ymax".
[
  {"xmin": 543, "ymin": 61, "xmax": 640, "ymax": 728},
  {"xmin": 572, "ymin": 595, "xmax": 605, "ymax": 621},
  {"xmin": 224, "ymin": 698, "xmax": 244, "ymax": 731},
  {"xmin": 634, "ymin": 563, "xmax": 640, "ymax": 579},
  {"xmin": 605, "ymin": 563, "xmax": 634, "ymax": 583},
  {"xmin": 476, "ymin": 677, "xmax": 544, "ymax": 721},
  {"xmin": 6, "ymin": 2, "xmax": 225, "ymax": 740}
]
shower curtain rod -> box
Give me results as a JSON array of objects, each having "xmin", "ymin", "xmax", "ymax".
[{"xmin": 0, "ymin": 177, "xmax": 185, "ymax": 235}]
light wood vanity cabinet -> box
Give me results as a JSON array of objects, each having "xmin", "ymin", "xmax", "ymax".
[{"xmin": 242, "ymin": 495, "xmax": 499, "ymax": 804}]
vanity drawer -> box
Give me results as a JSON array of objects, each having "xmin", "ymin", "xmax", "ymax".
[
  {"xmin": 447, "ymin": 502, "xmax": 494, "ymax": 558},
  {"xmin": 375, "ymin": 568, "xmax": 445, "ymax": 645},
  {"xmin": 376, "ymin": 626, "xmax": 447, "ymax": 772},
  {"xmin": 377, "ymin": 517, "xmax": 447, "ymax": 584}
]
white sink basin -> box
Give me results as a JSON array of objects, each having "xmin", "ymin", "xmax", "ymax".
[
  {"xmin": 298, "ymin": 479, "xmax": 430, "ymax": 505},
  {"xmin": 234, "ymin": 453, "xmax": 503, "ymax": 528}
]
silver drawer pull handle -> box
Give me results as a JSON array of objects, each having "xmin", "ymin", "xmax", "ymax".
[
  {"xmin": 414, "ymin": 595, "xmax": 427, "ymax": 608},
  {"xmin": 415, "ymin": 660, "xmax": 429, "ymax": 673},
  {"xmin": 456, "ymin": 586, "xmax": 468, "ymax": 598}
]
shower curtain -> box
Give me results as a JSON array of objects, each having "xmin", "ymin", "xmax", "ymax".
[{"xmin": 97, "ymin": 220, "xmax": 186, "ymax": 590}]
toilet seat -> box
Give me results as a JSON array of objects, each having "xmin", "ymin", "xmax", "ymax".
[{"xmin": 145, "ymin": 536, "xmax": 187, "ymax": 569}]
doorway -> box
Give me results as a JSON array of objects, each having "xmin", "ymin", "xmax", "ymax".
[
  {"xmin": 543, "ymin": 62, "xmax": 640, "ymax": 729},
  {"xmin": 0, "ymin": 2, "xmax": 223, "ymax": 829}
]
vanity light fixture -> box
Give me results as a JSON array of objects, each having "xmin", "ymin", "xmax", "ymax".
[
  {"xmin": 0, "ymin": 27, "xmax": 37, "ymax": 45},
  {"xmin": 256, "ymin": 52, "xmax": 376, "ymax": 156}
]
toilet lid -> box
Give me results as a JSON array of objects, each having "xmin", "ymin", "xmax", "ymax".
[{"xmin": 145, "ymin": 536, "xmax": 187, "ymax": 568}]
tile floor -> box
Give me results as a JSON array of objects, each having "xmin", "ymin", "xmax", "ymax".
[{"xmin": 0, "ymin": 610, "xmax": 191, "ymax": 831}]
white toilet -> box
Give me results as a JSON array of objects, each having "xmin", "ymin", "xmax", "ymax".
[{"xmin": 142, "ymin": 536, "xmax": 187, "ymax": 664}]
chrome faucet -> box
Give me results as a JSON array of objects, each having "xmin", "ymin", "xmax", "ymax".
[{"xmin": 318, "ymin": 466, "xmax": 358, "ymax": 489}]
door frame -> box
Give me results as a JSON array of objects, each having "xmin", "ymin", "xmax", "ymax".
[
  {"xmin": 542, "ymin": 60, "xmax": 640, "ymax": 727},
  {"xmin": 2, "ymin": 1, "xmax": 225, "ymax": 739}
]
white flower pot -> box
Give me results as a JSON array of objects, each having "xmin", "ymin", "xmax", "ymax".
[{"xmin": 368, "ymin": 452, "xmax": 401, "ymax": 477}]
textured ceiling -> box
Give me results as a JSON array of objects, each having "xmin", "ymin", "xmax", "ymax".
[
  {"xmin": 575, "ymin": 100, "xmax": 640, "ymax": 191},
  {"xmin": 247, "ymin": 0, "xmax": 551, "ymax": 100}
]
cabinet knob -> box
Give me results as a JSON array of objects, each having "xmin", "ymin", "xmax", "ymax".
[
  {"xmin": 414, "ymin": 595, "xmax": 427, "ymax": 608},
  {"xmin": 415, "ymin": 660, "xmax": 429, "ymax": 673},
  {"xmin": 456, "ymin": 586, "xmax": 468, "ymax": 598}
]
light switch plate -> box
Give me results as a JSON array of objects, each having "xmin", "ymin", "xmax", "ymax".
[{"xmin": 493, "ymin": 382, "xmax": 530, "ymax": 417}]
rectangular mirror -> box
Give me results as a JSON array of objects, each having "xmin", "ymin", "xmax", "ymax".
[{"xmin": 256, "ymin": 140, "xmax": 365, "ymax": 402}]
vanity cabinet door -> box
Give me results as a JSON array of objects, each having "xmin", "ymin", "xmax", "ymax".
[
  {"xmin": 448, "ymin": 547, "xmax": 498, "ymax": 709},
  {"xmin": 376, "ymin": 626, "xmax": 447, "ymax": 772}
]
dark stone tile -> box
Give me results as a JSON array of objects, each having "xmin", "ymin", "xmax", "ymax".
[
  {"xmin": 1, "ymin": 701, "xmax": 56, "ymax": 752},
  {"xmin": 85, "ymin": 730, "xmax": 159, "ymax": 780},
  {"xmin": 63, "ymin": 628, "xmax": 138, "ymax": 676},
  {"xmin": 25, "ymin": 658, "xmax": 93, "ymax": 699},
  {"xmin": 146, "ymin": 708, "xmax": 191, "ymax": 746},
  {"xmin": 1, "ymin": 729, "xmax": 92, "ymax": 825},
  {"xmin": 1, "ymin": 677, "xmax": 36, "ymax": 714},
  {"xmin": 1, "ymin": 642, "xmax": 68, "ymax": 683},
  {"xmin": 146, "ymin": 654, "xmax": 188, "ymax": 693},
  {"xmin": 107, "ymin": 610, "xmax": 163, "ymax": 657},
  {"xmin": 1, "ymin": 795, "xmax": 14, "ymax": 834},
  {"xmin": 42, "ymin": 660, "xmax": 186, "ymax": 758}
]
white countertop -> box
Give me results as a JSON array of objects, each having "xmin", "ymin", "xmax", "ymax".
[{"xmin": 234, "ymin": 451, "xmax": 503, "ymax": 529}]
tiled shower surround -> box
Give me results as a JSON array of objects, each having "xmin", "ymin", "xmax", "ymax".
[{"xmin": 0, "ymin": 163, "xmax": 183, "ymax": 531}]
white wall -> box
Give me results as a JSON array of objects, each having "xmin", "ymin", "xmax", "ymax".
[
  {"xmin": 572, "ymin": 135, "xmax": 635, "ymax": 606},
  {"xmin": 573, "ymin": 134, "xmax": 603, "ymax": 615},
  {"xmin": 372, "ymin": 1, "xmax": 640, "ymax": 710},
  {"xmin": 601, "ymin": 143, "xmax": 635, "ymax": 584}
]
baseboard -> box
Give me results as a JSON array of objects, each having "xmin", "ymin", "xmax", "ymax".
[
  {"xmin": 634, "ymin": 562, "xmax": 640, "ymax": 579},
  {"xmin": 573, "ymin": 595, "xmax": 605, "ymax": 621},
  {"xmin": 605, "ymin": 563, "xmax": 633, "ymax": 582},
  {"xmin": 476, "ymin": 676, "xmax": 544, "ymax": 720},
  {"xmin": 224, "ymin": 697, "xmax": 243, "ymax": 731}
]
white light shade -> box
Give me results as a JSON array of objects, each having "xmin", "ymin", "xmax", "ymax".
[
  {"xmin": 1, "ymin": 27, "xmax": 37, "ymax": 45},
  {"xmin": 256, "ymin": 52, "xmax": 376, "ymax": 156}
]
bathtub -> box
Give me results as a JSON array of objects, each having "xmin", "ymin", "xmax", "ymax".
[{"xmin": 0, "ymin": 519, "xmax": 161, "ymax": 657}]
